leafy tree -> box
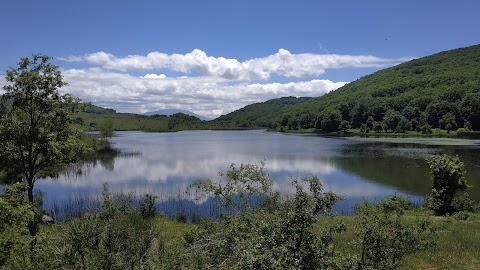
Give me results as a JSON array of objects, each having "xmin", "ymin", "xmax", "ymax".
[
  {"xmin": 420, "ymin": 124, "xmax": 433, "ymax": 134},
  {"xmin": 340, "ymin": 120, "xmax": 351, "ymax": 132},
  {"xmin": 426, "ymin": 155, "xmax": 470, "ymax": 216},
  {"xmin": 99, "ymin": 118, "xmax": 115, "ymax": 140},
  {"xmin": 401, "ymin": 106, "xmax": 420, "ymax": 120},
  {"xmin": 360, "ymin": 123, "xmax": 370, "ymax": 133},
  {"xmin": 382, "ymin": 110, "xmax": 402, "ymax": 132},
  {"xmin": 321, "ymin": 108, "xmax": 342, "ymax": 132},
  {"xmin": 425, "ymin": 101, "xmax": 458, "ymax": 128},
  {"xmin": 439, "ymin": 112, "xmax": 458, "ymax": 133},
  {"xmin": 460, "ymin": 93, "xmax": 480, "ymax": 130},
  {"xmin": 463, "ymin": 120, "xmax": 472, "ymax": 131},
  {"xmin": 288, "ymin": 117, "xmax": 299, "ymax": 130},
  {"xmin": 372, "ymin": 121, "xmax": 384, "ymax": 133},
  {"xmin": 366, "ymin": 116, "xmax": 375, "ymax": 129},
  {"xmin": 0, "ymin": 55, "xmax": 89, "ymax": 235},
  {"xmin": 396, "ymin": 117, "xmax": 412, "ymax": 133}
]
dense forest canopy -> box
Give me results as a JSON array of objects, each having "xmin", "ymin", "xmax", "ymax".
[
  {"xmin": 213, "ymin": 96, "xmax": 312, "ymax": 128},
  {"xmin": 220, "ymin": 45, "xmax": 480, "ymax": 133}
]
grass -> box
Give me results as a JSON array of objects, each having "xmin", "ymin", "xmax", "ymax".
[
  {"xmin": 35, "ymin": 207, "xmax": 480, "ymax": 269},
  {"xmin": 317, "ymin": 211, "xmax": 480, "ymax": 270}
]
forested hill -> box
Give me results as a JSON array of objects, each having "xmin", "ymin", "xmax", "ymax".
[
  {"xmin": 213, "ymin": 96, "xmax": 312, "ymax": 127},
  {"xmin": 230, "ymin": 45, "xmax": 479, "ymax": 133}
]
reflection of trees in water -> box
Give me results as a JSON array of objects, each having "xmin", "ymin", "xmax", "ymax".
[
  {"xmin": 334, "ymin": 142, "xmax": 480, "ymax": 201},
  {"xmin": 62, "ymin": 147, "xmax": 141, "ymax": 176}
]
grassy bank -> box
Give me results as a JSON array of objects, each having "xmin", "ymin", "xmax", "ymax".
[
  {"xmin": 280, "ymin": 127, "xmax": 480, "ymax": 139},
  {"xmin": 34, "ymin": 210, "xmax": 480, "ymax": 269}
]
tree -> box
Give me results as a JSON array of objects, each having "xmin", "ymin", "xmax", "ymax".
[
  {"xmin": 372, "ymin": 121, "xmax": 384, "ymax": 133},
  {"xmin": 0, "ymin": 55, "xmax": 88, "ymax": 235},
  {"xmin": 426, "ymin": 155, "xmax": 469, "ymax": 216},
  {"xmin": 396, "ymin": 117, "xmax": 412, "ymax": 133},
  {"xmin": 321, "ymin": 108, "xmax": 342, "ymax": 132},
  {"xmin": 460, "ymin": 93, "xmax": 480, "ymax": 130},
  {"xmin": 382, "ymin": 110, "xmax": 402, "ymax": 132},
  {"xmin": 438, "ymin": 112, "xmax": 458, "ymax": 133},
  {"xmin": 340, "ymin": 120, "xmax": 351, "ymax": 132},
  {"xmin": 99, "ymin": 118, "xmax": 115, "ymax": 140}
]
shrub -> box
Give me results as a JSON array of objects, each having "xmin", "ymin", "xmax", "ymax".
[
  {"xmin": 0, "ymin": 183, "xmax": 35, "ymax": 267},
  {"xmin": 188, "ymin": 161, "xmax": 345, "ymax": 269},
  {"xmin": 426, "ymin": 155, "xmax": 470, "ymax": 215},
  {"xmin": 139, "ymin": 194, "xmax": 157, "ymax": 218},
  {"xmin": 352, "ymin": 198, "xmax": 437, "ymax": 270},
  {"xmin": 55, "ymin": 186, "xmax": 159, "ymax": 269}
]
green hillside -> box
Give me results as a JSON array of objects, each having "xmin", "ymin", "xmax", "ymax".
[
  {"xmin": 275, "ymin": 45, "xmax": 480, "ymax": 133},
  {"xmin": 75, "ymin": 106, "xmax": 210, "ymax": 132},
  {"xmin": 213, "ymin": 96, "xmax": 312, "ymax": 128}
]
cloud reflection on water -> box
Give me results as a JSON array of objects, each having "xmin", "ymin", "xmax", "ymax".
[{"xmin": 38, "ymin": 131, "xmax": 424, "ymax": 211}]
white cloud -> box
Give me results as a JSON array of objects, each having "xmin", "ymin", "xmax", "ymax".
[
  {"xmin": 0, "ymin": 77, "xmax": 6, "ymax": 95},
  {"xmin": 61, "ymin": 49, "xmax": 409, "ymax": 81},
  {"xmin": 143, "ymin": 73, "xmax": 167, "ymax": 79},
  {"xmin": 2, "ymin": 49, "xmax": 411, "ymax": 118},
  {"xmin": 60, "ymin": 68, "xmax": 347, "ymax": 118}
]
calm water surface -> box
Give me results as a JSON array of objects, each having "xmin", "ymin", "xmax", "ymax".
[{"xmin": 38, "ymin": 130, "xmax": 480, "ymax": 215}]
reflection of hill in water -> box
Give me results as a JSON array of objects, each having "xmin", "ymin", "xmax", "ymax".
[
  {"xmin": 332, "ymin": 156, "xmax": 430, "ymax": 196},
  {"xmin": 332, "ymin": 142, "xmax": 480, "ymax": 201}
]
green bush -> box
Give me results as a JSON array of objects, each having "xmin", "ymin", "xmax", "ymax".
[
  {"xmin": 426, "ymin": 155, "xmax": 470, "ymax": 215},
  {"xmin": 51, "ymin": 185, "xmax": 159, "ymax": 269},
  {"xmin": 188, "ymin": 161, "xmax": 347, "ymax": 269},
  {"xmin": 0, "ymin": 183, "xmax": 35, "ymax": 267},
  {"xmin": 352, "ymin": 198, "xmax": 437, "ymax": 270}
]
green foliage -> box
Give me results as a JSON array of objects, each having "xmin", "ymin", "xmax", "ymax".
[
  {"xmin": 0, "ymin": 183, "xmax": 35, "ymax": 267},
  {"xmin": 220, "ymin": 45, "xmax": 480, "ymax": 134},
  {"xmin": 439, "ymin": 112, "xmax": 458, "ymax": 133},
  {"xmin": 189, "ymin": 169, "xmax": 344, "ymax": 269},
  {"xmin": 372, "ymin": 121, "xmax": 384, "ymax": 133},
  {"xmin": 321, "ymin": 108, "xmax": 342, "ymax": 132},
  {"xmin": 383, "ymin": 109, "xmax": 403, "ymax": 132},
  {"xmin": 189, "ymin": 160, "xmax": 275, "ymax": 213},
  {"xmin": 0, "ymin": 54, "xmax": 90, "ymax": 235},
  {"xmin": 352, "ymin": 196, "xmax": 437, "ymax": 270},
  {"xmin": 84, "ymin": 104, "xmax": 116, "ymax": 114},
  {"xmin": 99, "ymin": 118, "xmax": 115, "ymax": 140},
  {"xmin": 340, "ymin": 120, "xmax": 351, "ymax": 132},
  {"xmin": 427, "ymin": 155, "xmax": 470, "ymax": 215},
  {"xmin": 139, "ymin": 194, "xmax": 157, "ymax": 218},
  {"xmin": 53, "ymin": 185, "xmax": 158, "ymax": 269},
  {"xmin": 215, "ymin": 96, "xmax": 312, "ymax": 128}
]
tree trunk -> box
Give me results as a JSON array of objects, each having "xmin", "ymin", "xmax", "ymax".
[{"xmin": 27, "ymin": 181, "xmax": 38, "ymax": 236}]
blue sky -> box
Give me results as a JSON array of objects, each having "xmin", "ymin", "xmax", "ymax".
[{"xmin": 1, "ymin": 0, "xmax": 479, "ymax": 118}]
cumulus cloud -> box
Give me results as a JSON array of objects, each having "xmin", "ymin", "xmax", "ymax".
[
  {"xmin": 0, "ymin": 49, "xmax": 411, "ymax": 118},
  {"xmin": 60, "ymin": 49, "xmax": 409, "ymax": 81},
  {"xmin": 60, "ymin": 68, "xmax": 347, "ymax": 118}
]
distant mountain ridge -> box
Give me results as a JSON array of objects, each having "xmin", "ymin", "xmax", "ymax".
[
  {"xmin": 214, "ymin": 96, "xmax": 312, "ymax": 127},
  {"xmin": 143, "ymin": 109, "xmax": 211, "ymax": 121}
]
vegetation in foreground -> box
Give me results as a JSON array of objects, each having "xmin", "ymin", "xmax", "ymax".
[{"xmin": 1, "ymin": 157, "xmax": 479, "ymax": 269}]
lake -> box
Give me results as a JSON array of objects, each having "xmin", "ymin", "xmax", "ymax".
[{"xmin": 37, "ymin": 130, "xmax": 480, "ymax": 217}]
